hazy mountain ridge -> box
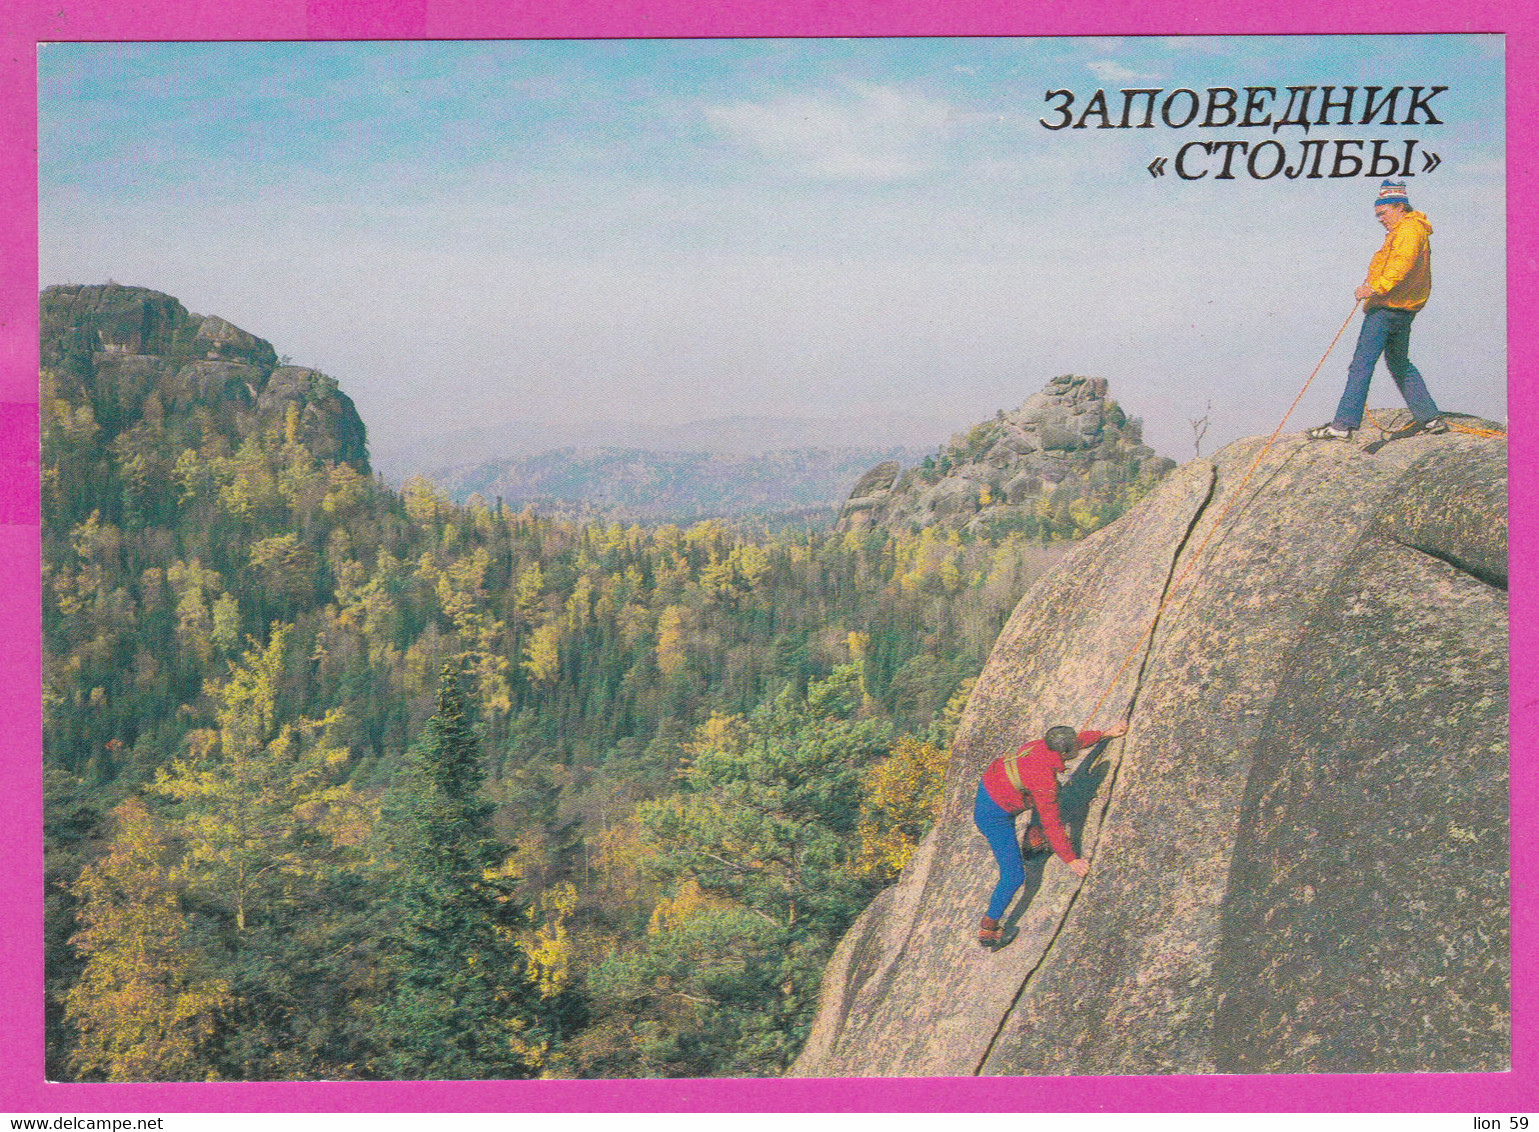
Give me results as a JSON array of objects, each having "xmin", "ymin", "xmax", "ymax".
[
  {"xmin": 371, "ymin": 412, "xmax": 954, "ymax": 481},
  {"xmin": 422, "ymin": 445, "xmax": 927, "ymax": 520}
]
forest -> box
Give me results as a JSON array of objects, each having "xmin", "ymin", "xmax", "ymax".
[{"xmin": 41, "ymin": 322, "xmax": 1164, "ymax": 1079}]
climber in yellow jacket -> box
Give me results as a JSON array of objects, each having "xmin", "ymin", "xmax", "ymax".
[{"xmin": 1309, "ymin": 180, "xmax": 1447, "ymax": 441}]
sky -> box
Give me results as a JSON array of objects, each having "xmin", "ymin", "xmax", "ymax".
[{"xmin": 37, "ymin": 35, "xmax": 1506, "ymax": 472}]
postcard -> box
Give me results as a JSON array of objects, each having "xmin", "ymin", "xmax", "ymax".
[{"xmin": 4, "ymin": 2, "xmax": 1533, "ymax": 1119}]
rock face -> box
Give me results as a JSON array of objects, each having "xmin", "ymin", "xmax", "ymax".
[
  {"xmin": 835, "ymin": 375, "xmax": 1176, "ymax": 535},
  {"xmin": 795, "ymin": 411, "xmax": 1508, "ymax": 1076},
  {"xmin": 40, "ymin": 283, "xmax": 368, "ymax": 471}
]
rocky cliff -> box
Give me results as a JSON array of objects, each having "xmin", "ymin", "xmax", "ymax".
[
  {"xmin": 41, "ymin": 284, "xmax": 368, "ymax": 470},
  {"xmin": 836, "ymin": 375, "xmax": 1176, "ymax": 536},
  {"xmin": 795, "ymin": 411, "xmax": 1508, "ymax": 1076}
]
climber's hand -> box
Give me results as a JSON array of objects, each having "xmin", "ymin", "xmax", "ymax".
[{"xmin": 1068, "ymin": 857, "xmax": 1090, "ymax": 878}]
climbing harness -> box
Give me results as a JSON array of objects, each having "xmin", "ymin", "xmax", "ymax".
[{"xmin": 1002, "ymin": 754, "xmax": 1025, "ymax": 794}]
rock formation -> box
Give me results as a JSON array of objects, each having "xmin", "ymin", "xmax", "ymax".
[
  {"xmin": 41, "ymin": 284, "xmax": 368, "ymax": 471},
  {"xmin": 795, "ymin": 411, "xmax": 1508, "ymax": 1076},
  {"xmin": 835, "ymin": 375, "xmax": 1176, "ymax": 535}
]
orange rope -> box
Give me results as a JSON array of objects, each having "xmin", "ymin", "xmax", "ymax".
[
  {"xmin": 1364, "ymin": 407, "xmax": 1508, "ymax": 440},
  {"xmin": 1079, "ymin": 300, "xmax": 1363, "ymax": 731}
]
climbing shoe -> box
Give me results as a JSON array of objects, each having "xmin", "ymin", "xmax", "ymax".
[
  {"xmin": 977, "ymin": 918, "xmax": 1018, "ymax": 952},
  {"xmin": 978, "ymin": 916, "xmax": 1003, "ymax": 949},
  {"xmin": 1416, "ymin": 417, "xmax": 1449, "ymax": 434},
  {"xmin": 1307, "ymin": 423, "xmax": 1353, "ymax": 441}
]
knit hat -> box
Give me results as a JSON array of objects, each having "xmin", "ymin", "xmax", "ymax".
[{"xmin": 1375, "ymin": 179, "xmax": 1410, "ymax": 208}]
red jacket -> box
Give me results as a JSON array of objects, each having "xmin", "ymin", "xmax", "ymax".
[{"xmin": 979, "ymin": 730, "xmax": 1102, "ymax": 863}]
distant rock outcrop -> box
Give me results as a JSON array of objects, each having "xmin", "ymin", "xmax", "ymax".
[
  {"xmin": 835, "ymin": 375, "xmax": 1176, "ymax": 535},
  {"xmin": 41, "ymin": 284, "xmax": 368, "ymax": 471},
  {"xmin": 796, "ymin": 412, "xmax": 1508, "ymax": 1076}
]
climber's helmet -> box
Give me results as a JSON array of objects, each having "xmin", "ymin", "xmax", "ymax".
[{"xmin": 1044, "ymin": 725, "xmax": 1080, "ymax": 755}]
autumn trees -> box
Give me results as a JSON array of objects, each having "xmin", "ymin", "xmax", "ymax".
[
  {"xmin": 45, "ymin": 460, "xmax": 1040, "ymax": 1077},
  {"xmin": 42, "ymin": 321, "xmax": 1131, "ymax": 1078},
  {"xmin": 63, "ymin": 796, "xmax": 230, "ymax": 1081}
]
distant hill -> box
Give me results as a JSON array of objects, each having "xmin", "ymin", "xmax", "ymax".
[
  {"xmin": 370, "ymin": 412, "xmax": 952, "ymax": 481},
  {"xmin": 40, "ymin": 282, "xmax": 369, "ymax": 476},
  {"xmin": 423, "ymin": 445, "xmax": 925, "ymax": 521},
  {"xmin": 835, "ymin": 374, "xmax": 1177, "ymax": 539}
]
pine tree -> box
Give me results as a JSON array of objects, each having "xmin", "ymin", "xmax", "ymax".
[{"xmin": 370, "ymin": 664, "xmax": 541, "ymax": 1079}]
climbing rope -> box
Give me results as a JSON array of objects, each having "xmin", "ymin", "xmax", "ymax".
[
  {"xmin": 1364, "ymin": 407, "xmax": 1508, "ymax": 440},
  {"xmin": 1079, "ymin": 299, "xmax": 1357, "ymax": 731},
  {"xmin": 1081, "ymin": 300, "xmax": 1506, "ymax": 732}
]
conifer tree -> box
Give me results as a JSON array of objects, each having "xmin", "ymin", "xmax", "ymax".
[{"xmin": 371, "ymin": 664, "xmax": 541, "ymax": 1079}]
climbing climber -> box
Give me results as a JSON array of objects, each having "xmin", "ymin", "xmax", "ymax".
[
  {"xmin": 1308, "ymin": 179, "xmax": 1447, "ymax": 441},
  {"xmin": 974, "ymin": 721, "xmax": 1126, "ymax": 950}
]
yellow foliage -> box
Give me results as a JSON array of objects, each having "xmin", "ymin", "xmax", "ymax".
[
  {"xmin": 64, "ymin": 797, "xmax": 231, "ymax": 1081},
  {"xmin": 522, "ymin": 623, "xmax": 562, "ymax": 685},
  {"xmin": 321, "ymin": 463, "xmax": 367, "ymax": 514},
  {"xmin": 71, "ymin": 510, "xmax": 120, "ymax": 564},
  {"xmin": 524, "ymin": 883, "xmax": 579, "ymax": 999},
  {"xmin": 210, "ymin": 593, "xmax": 241, "ymax": 656},
  {"xmin": 852, "ymin": 735, "xmax": 948, "ymax": 884},
  {"xmin": 401, "ymin": 475, "xmax": 445, "ymax": 525},
  {"xmin": 219, "ymin": 438, "xmax": 282, "ymax": 519},
  {"xmin": 513, "ymin": 564, "xmax": 545, "ymax": 626},
  {"xmin": 655, "ymin": 605, "xmax": 688, "ymax": 678},
  {"xmin": 648, "ymin": 878, "xmax": 732, "ymax": 935},
  {"xmin": 566, "ymin": 573, "xmax": 594, "ymax": 631},
  {"xmin": 1069, "ymin": 498, "xmax": 1100, "ymax": 537},
  {"xmin": 697, "ymin": 553, "xmax": 734, "ymax": 603},
  {"xmin": 683, "ymin": 712, "xmax": 747, "ymax": 759},
  {"xmin": 591, "ymin": 817, "xmax": 649, "ymax": 897},
  {"xmin": 938, "ymin": 555, "xmax": 962, "ymax": 594},
  {"xmin": 730, "ymin": 543, "xmax": 769, "ymax": 588}
]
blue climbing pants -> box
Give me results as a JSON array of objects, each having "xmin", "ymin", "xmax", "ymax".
[
  {"xmin": 974, "ymin": 781, "xmax": 1024, "ymax": 921},
  {"xmin": 1332, "ymin": 306, "xmax": 1441, "ymax": 430}
]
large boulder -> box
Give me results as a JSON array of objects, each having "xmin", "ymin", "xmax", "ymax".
[
  {"xmin": 255, "ymin": 365, "xmax": 370, "ymax": 467},
  {"xmin": 838, "ymin": 460, "xmax": 903, "ymax": 530},
  {"xmin": 40, "ymin": 282, "xmax": 194, "ymax": 359},
  {"xmin": 191, "ymin": 314, "xmax": 278, "ymax": 367},
  {"xmin": 795, "ymin": 414, "xmax": 1508, "ymax": 1076},
  {"xmin": 169, "ymin": 360, "xmax": 261, "ymax": 412}
]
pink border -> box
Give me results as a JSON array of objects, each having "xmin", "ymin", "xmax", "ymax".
[{"xmin": 3, "ymin": 0, "xmax": 1532, "ymax": 1113}]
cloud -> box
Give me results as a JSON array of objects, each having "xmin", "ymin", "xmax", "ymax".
[
  {"xmin": 1086, "ymin": 60, "xmax": 1157, "ymax": 83},
  {"xmin": 703, "ymin": 83, "xmax": 953, "ymax": 180}
]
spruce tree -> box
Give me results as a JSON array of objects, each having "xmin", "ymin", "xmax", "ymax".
[{"xmin": 371, "ymin": 664, "xmax": 540, "ymax": 1079}]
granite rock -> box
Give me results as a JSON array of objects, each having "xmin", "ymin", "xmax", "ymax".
[
  {"xmin": 40, "ymin": 284, "xmax": 369, "ymax": 474},
  {"xmin": 796, "ymin": 418, "xmax": 1508, "ymax": 1076},
  {"xmin": 835, "ymin": 375, "xmax": 1175, "ymax": 535}
]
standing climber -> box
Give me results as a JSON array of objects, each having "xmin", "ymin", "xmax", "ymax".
[
  {"xmin": 1309, "ymin": 180, "xmax": 1447, "ymax": 440},
  {"xmin": 973, "ymin": 721, "xmax": 1126, "ymax": 949}
]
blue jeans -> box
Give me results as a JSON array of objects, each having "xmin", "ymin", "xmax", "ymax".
[
  {"xmin": 974, "ymin": 782, "xmax": 1025, "ymax": 921},
  {"xmin": 1332, "ymin": 306, "xmax": 1440, "ymax": 430}
]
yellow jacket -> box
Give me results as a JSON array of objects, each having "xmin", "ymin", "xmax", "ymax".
[{"xmin": 1366, "ymin": 210, "xmax": 1432, "ymax": 311}]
